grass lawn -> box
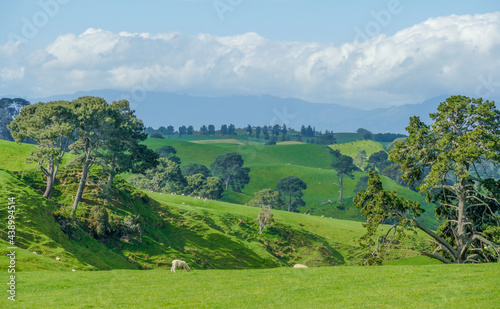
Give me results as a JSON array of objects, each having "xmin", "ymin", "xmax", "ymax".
[{"xmin": 8, "ymin": 264, "xmax": 500, "ymax": 308}]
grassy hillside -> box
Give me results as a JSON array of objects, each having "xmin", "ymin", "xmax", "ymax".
[
  {"xmin": 7, "ymin": 264, "xmax": 499, "ymax": 308},
  {"xmin": 329, "ymin": 140, "xmax": 385, "ymax": 169},
  {"xmin": 142, "ymin": 138, "xmax": 438, "ymax": 227},
  {"xmin": 0, "ymin": 170, "xmax": 136, "ymax": 271},
  {"xmin": 0, "ymin": 139, "xmax": 37, "ymax": 171}
]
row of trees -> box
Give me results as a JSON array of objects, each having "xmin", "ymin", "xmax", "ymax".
[
  {"xmin": 128, "ymin": 151, "xmax": 251, "ymax": 199},
  {"xmin": 8, "ymin": 97, "xmax": 158, "ymax": 216}
]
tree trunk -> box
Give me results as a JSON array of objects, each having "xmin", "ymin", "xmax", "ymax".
[
  {"xmin": 72, "ymin": 159, "xmax": 91, "ymax": 216},
  {"xmin": 288, "ymin": 195, "xmax": 292, "ymax": 212},
  {"xmin": 43, "ymin": 173, "xmax": 54, "ymax": 199},
  {"xmin": 107, "ymin": 172, "xmax": 114, "ymax": 188},
  {"xmin": 43, "ymin": 162, "xmax": 60, "ymax": 200},
  {"xmin": 337, "ymin": 174, "xmax": 344, "ymax": 203}
]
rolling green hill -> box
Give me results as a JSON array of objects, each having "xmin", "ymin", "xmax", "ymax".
[
  {"xmin": 0, "ymin": 138, "xmax": 435, "ymax": 274},
  {"xmin": 142, "ymin": 138, "xmax": 438, "ymax": 227}
]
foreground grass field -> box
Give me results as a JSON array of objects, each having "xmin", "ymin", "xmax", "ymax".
[{"xmin": 7, "ymin": 263, "xmax": 499, "ymax": 308}]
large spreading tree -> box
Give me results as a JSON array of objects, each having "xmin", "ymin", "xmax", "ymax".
[
  {"xmin": 99, "ymin": 100, "xmax": 159, "ymax": 188},
  {"xmin": 8, "ymin": 100, "xmax": 75, "ymax": 199},
  {"xmin": 355, "ymin": 95, "xmax": 500, "ymax": 264}
]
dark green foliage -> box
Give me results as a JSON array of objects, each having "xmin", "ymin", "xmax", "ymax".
[
  {"xmin": 353, "ymin": 176, "xmax": 369, "ymax": 194},
  {"xmin": 220, "ymin": 124, "xmax": 228, "ymax": 135},
  {"xmin": 129, "ymin": 158, "xmax": 187, "ymax": 193},
  {"xmin": 247, "ymin": 188, "xmax": 286, "ymax": 210},
  {"xmin": 331, "ymin": 154, "xmax": 357, "ymax": 203},
  {"xmin": 150, "ymin": 133, "xmax": 164, "ymax": 139},
  {"xmin": 389, "ymin": 95, "xmax": 500, "ymax": 263},
  {"xmin": 365, "ymin": 151, "xmax": 391, "ymax": 172},
  {"xmin": 185, "ymin": 173, "xmax": 224, "ymax": 199},
  {"xmin": 276, "ymin": 176, "xmax": 307, "ymax": 212},
  {"xmin": 155, "ymin": 145, "xmax": 181, "ymax": 164},
  {"xmin": 265, "ymin": 140, "xmax": 276, "ymax": 145},
  {"xmin": 318, "ymin": 130, "xmax": 336, "ymax": 145},
  {"xmin": 8, "ymin": 100, "xmax": 75, "ymax": 199},
  {"xmin": 181, "ymin": 162, "xmax": 212, "ymax": 177},
  {"xmin": 0, "ymin": 97, "xmax": 30, "ymax": 141},
  {"xmin": 372, "ymin": 132, "xmax": 407, "ymax": 142},
  {"xmin": 89, "ymin": 206, "xmax": 110, "ymax": 238},
  {"xmin": 210, "ymin": 152, "xmax": 250, "ymax": 192},
  {"xmin": 354, "ymin": 172, "xmax": 424, "ymax": 265}
]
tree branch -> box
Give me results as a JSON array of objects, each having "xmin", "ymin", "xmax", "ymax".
[
  {"xmin": 413, "ymin": 219, "xmax": 458, "ymax": 259},
  {"xmin": 422, "ymin": 251, "xmax": 452, "ymax": 264}
]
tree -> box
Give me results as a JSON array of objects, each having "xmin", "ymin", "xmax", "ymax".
[
  {"xmin": 331, "ymin": 154, "xmax": 356, "ymax": 203},
  {"xmin": 158, "ymin": 126, "xmax": 168, "ymax": 135},
  {"xmin": 210, "ymin": 152, "xmax": 250, "ymax": 192},
  {"xmin": 150, "ymin": 133, "xmax": 164, "ymax": 139},
  {"xmin": 70, "ymin": 97, "xmax": 116, "ymax": 214},
  {"xmin": 166, "ymin": 125, "xmax": 175, "ymax": 135},
  {"xmin": 365, "ymin": 150, "xmax": 390, "ymax": 172},
  {"xmin": 282, "ymin": 124, "xmax": 288, "ymax": 137},
  {"xmin": 220, "ymin": 124, "xmax": 228, "ymax": 135},
  {"xmin": 272, "ymin": 124, "xmax": 281, "ymax": 137},
  {"xmin": 247, "ymin": 188, "xmax": 286, "ymax": 209},
  {"xmin": 257, "ymin": 205, "xmax": 274, "ymax": 234},
  {"xmin": 99, "ymin": 100, "xmax": 159, "ymax": 188},
  {"xmin": 179, "ymin": 125, "xmax": 187, "ymax": 136},
  {"xmin": 357, "ymin": 95, "xmax": 500, "ymax": 264},
  {"xmin": 353, "ymin": 172, "xmax": 424, "ymax": 265},
  {"xmin": 246, "ymin": 124, "xmax": 252, "ymax": 135},
  {"xmin": 8, "ymin": 100, "xmax": 75, "ymax": 199},
  {"xmin": 1, "ymin": 98, "xmax": 30, "ymax": 141},
  {"xmin": 228, "ymin": 124, "xmax": 236, "ymax": 135},
  {"xmin": 276, "ymin": 176, "xmax": 307, "ymax": 212},
  {"xmin": 187, "ymin": 126, "xmax": 194, "ymax": 135},
  {"xmin": 305, "ymin": 125, "xmax": 314, "ymax": 137},
  {"xmin": 318, "ymin": 130, "xmax": 336, "ymax": 145},
  {"xmin": 208, "ymin": 124, "xmax": 215, "ymax": 135},
  {"xmin": 145, "ymin": 158, "xmax": 187, "ymax": 193},
  {"xmin": 155, "ymin": 145, "xmax": 180, "ymax": 164},
  {"xmin": 255, "ymin": 126, "xmax": 262, "ymax": 139},
  {"xmin": 200, "ymin": 125, "xmax": 207, "ymax": 135},
  {"xmin": 185, "ymin": 173, "xmax": 223, "ymax": 199},
  {"xmin": 181, "ymin": 162, "xmax": 212, "ymax": 177}
]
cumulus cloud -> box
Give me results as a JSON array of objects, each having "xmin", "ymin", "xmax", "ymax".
[{"xmin": 2, "ymin": 12, "xmax": 500, "ymax": 107}]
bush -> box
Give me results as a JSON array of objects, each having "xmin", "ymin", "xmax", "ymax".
[
  {"xmin": 150, "ymin": 133, "xmax": 164, "ymax": 139},
  {"xmin": 89, "ymin": 206, "xmax": 109, "ymax": 238}
]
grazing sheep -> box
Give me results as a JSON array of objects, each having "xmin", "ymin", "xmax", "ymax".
[
  {"xmin": 294, "ymin": 264, "xmax": 308, "ymax": 268},
  {"xmin": 171, "ymin": 260, "xmax": 191, "ymax": 272},
  {"xmin": 56, "ymin": 257, "xmax": 61, "ymax": 261}
]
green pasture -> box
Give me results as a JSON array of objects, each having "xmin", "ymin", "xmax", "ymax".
[{"xmin": 6, "ymin": 263, "xmax": 499, "ymax": 308}]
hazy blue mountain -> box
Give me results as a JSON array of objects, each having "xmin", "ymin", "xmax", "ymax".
[{"xmin": 27, "ymin": 90, "xmax": 456, "ymax": 133}]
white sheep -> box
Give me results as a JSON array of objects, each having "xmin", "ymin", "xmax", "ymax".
[
  {"xmin": 171, "ymin": 260, "xmax": 191, "ymax": 272},
  {"xmin": 294, "ymin": 264, "xmax": 308, "ymax": 268}
]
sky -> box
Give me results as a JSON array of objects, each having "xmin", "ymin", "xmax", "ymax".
[{"xmin": 1, "ymin": 0, "xmax": 500, "ymax": 109}]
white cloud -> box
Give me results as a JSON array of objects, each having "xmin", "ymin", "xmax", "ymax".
[{"xmin": 2, "ymin": 12, "xmax": 500, "ymax": 107}]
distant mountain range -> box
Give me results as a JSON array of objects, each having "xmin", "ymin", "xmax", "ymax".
[{"xmin": 21, "ymin": 90, "xmax": 455, "ymax": 134}]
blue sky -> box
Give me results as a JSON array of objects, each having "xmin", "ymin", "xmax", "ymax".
[{"xmin": 1, "ymin": 0, "xmax": 500, "ymax": 108}]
